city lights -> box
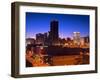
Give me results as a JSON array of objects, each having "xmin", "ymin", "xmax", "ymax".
[{"xmin": 25, "ymin": 13, "xmax": 89, "ymax": 67}]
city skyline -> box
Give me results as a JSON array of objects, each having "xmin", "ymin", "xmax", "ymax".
[{"xmin": 26, "ymin": 12, "xmax": 89, "ymax": 39}]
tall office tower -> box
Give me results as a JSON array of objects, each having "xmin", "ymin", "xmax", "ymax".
[
  {"xmin": 49, "ymin": 20, "xmax": 59, "ymax": 45},
  {"xmin": 43, "ymin": 32, "xmax": 49, "ymax": 46},
  {"xmin": 73, "ymin": 32, "xmax": 80, "ymax": 46}
]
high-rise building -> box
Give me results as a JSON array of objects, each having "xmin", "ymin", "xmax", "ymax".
[
  {"xmin": 73, "ymin": 32, "xmax": 80, "ymax": 46},
  {"xmin": 43, "ymin": 32, "xmax": 49, "ymax": 45},
  {"xmin": 80, "ymin": 36, "xmax": 89, "ymax": 47},
  {"xmin": 49, "ymin": 20, "xmax": 59, "ymax": 45},
  {"xmin": 44, "ymin": 32, "xmax": 49, "ymax": 40},
  {"xmin": 80, "ymin": 37, "xmax": 85, "ymax": 46},
  {"xmin": 36, "ymin": 33, "xmax": 45, "ymax": 45},
  {"xmin": 84, "ymin": 36, "xmax": 89, "ymax": 43}
]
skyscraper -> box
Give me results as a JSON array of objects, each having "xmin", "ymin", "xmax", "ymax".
[
  {"xmin": 73, "ymin": 32, "xmax": 80, "ymax": 46},
  {"xmin": 49, "ymin": 20, "xmax": 59, "ymax": 45}
]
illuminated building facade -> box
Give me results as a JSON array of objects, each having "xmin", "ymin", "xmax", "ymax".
[
  {"xmin": 80, "ymin": 36, "xmax": 89, "ymax": 48},
  {"xmin": 73, "ymin": 32, "xmax": 80, "ymax": 46}
]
